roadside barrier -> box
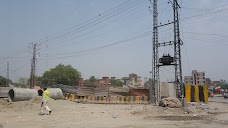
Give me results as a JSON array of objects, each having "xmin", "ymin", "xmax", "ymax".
[
  {"xmin": 63, "ymin": 94, "xmax": 149, "ymax": 104},
  {"xmin": 185, "ymin": 84, "xmax": 208, "ymax": 103}
]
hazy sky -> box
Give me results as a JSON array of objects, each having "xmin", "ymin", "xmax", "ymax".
[{"xmin": 0, "ymin": 0, "xmax": 228, "ymax": 82}]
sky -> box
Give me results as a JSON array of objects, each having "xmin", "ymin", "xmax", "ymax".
[{"xmin": 0, "ymin": 0, "xmax": 228, "ymax": 83}]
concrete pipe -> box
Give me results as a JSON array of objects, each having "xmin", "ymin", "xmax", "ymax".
[
  {"xmin": 8, "ymin": 88, "xmax": 38, "ymax": 102},
  {"xmin": 48, "ymin": 88, "xmax": 63, "ymax": 100},
  {"xmin": 38, "ymin": 88, "xmax": 63, "ymax": 100},
  {"xmin": 0, "ymin": 87, "xmax": 11, "ymax": 98}
]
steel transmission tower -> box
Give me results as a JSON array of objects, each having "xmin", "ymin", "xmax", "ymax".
[
  {"xmin": 29, "ymin": 43, "xmax": 37, "ymax": 88},
  {"xmin": 152, "ymin": 0, "xmax": 159, "ymax": 103},
  {"xmin": 173, "ymin": 0, "xmax": 183, "ymax": 98},
  {"xmin": 152, "ymin": 0, "xmax": 183, "ymax": 103}
]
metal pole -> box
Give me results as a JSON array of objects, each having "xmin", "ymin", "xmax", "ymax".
[
  {"xmin": 29, "ymin": 43, "xmax": 37, "ymax": 89},
  {"xmin": 173, "ymin": 0, "xmax": 183, "ymax": 97},
  {"xmin": 153, "ymin": 0, "xmax": 160, "ymax": 103},
  {"xmin": 6, "ymin": 61, "xmax": 9, "ymax": 87}
]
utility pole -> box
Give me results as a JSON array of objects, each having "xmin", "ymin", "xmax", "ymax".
[
  {"xmin": 152, "ymin": 0, "xmax": 183, "ymax": 103},
  {"xmin": 173, "ymin": 0, "xmax": 183, "ymax": 97},
  {"xmin": 149, "ymin": 71, "xmax": 153, "ymax": 103},
  {"xmin": 152, "ymin": 0, "xmax": 159, "ymax": 103},
  {"xmin": 29, "ymin": 43, "xmax": 37, "ymax": 88},
  {"xmin": 6, "ymin": 61, "xmax": 9, "ymax": 87}
]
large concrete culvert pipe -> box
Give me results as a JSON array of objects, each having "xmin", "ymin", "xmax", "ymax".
[
  {"xmin": 8, "ymin": 88, "xmax": 38, "ymax": 102},
  {"xmin": 38, "ymin": 88, "xmax": 63, "ymax": 100}
]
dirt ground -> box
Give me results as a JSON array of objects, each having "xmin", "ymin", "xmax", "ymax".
[{"xmin": 0, "ymin": 97, "xmax": 228, "ymax": 128}]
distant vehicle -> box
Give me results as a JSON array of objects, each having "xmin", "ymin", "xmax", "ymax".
[
  {"xmin": 209, "ymin": 91, "xmax": 214, "ymax": 98},
  {"xmin": 223, "ymin": 93, "xmax": 228, "ymax": 99}
]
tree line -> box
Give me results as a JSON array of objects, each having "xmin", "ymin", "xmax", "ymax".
[{"xmin": 0, "ymin": 64, "xmax": 123, "ymax": 88}]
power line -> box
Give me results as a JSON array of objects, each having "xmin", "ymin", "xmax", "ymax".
[
  {"xmin": 10, "ymin": 60, "xmax": 30, "ymax": 72},
  {"xmin": 0, "ymin": 0, "xmax": 149, "ymax": 72},
  {"xmin": 44, "ymin": 0, "xmax": 169, "ymax": 47},
  {"xmin": 32, "ymin": 0, "xmax": 136, "ymax": 44},
  {"xmin": 0, "ymin": 49, "xmax": 27, "ymax": 63},
  {"xmin": 52, "ymin": 0, "xmax": 172, "ymax": 49},
  {"xmin": 47, "ymin": 21, "xmax": 153, "ymax": 56},
  {"xmin": 38, "ymin": 31, "xmax": 152, "ymax": 59},
  {"xmin": 180, "ymin": 6, "xmax": 228, "ymax": 21},
  {"xmin": 40, "ymin": 0, "xmax": 145, "ymax": 44},
  {"xmin": 50, "ymin": 0, "xmax": 148, "ymax": 48},
  {"xmin": 183, "ymin": 31, "xmax": 228, "ymax": 40},
  {"xmin": 2, "ymin": 1, "xmax": 227, "ymax": 63},
  {"xmin": 184, "ymin": 35, "xmax": 228, "ymax": 46},
  {"xmin": 183, "ymin": 32, "xmax": 228, "ymax": 45},
  {"xmin": 0, "ymin": 0, "xmax": 141, "ymax": 63}
]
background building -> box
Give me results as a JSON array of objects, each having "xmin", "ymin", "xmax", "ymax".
[
  {"xmin": 97, "ymin": 77, "xmax": 111, "ymax": 88},
  {"xmin": 121, "ymin": 73, "xmax": 144, "ymax": 88},
  {"xmin": 184, "ymin": 70, "xmax": 205, "ymax": 86}
]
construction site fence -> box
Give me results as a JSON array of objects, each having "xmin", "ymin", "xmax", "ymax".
[
  {"xmin": 185, "ymin": 84, "xmax": 208, "ymax": 103},
  {"xmin": 63, "ymin": 94, "xmax": 149, "ymax": 104}
]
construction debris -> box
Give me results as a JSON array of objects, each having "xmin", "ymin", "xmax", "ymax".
[{"xmin": 159, "ymin": 97, "xmax": 182, "ymax": 108}]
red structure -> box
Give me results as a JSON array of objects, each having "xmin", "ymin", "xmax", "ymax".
[
  {"xmin": 75, "ymin": 78, "xmax": 85, "ymax": 87},
  {"xmin": 97, "ymin": 77, "xmax": 111, "ymax": 88},
  {"xmin": 75, "ymin": 77, "xmax": 111, "ymax": 88}
]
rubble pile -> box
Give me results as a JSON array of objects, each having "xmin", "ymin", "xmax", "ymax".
[{"xmin": 159, "ymin": 97, "xmax": 182, "ymax": 108}]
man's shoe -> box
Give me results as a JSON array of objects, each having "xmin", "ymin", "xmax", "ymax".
[{"xmin": 49, "ymin": 110, "xmax": 52, "ymax": 115}]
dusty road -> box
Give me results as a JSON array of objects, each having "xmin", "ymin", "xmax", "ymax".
[
  {"xmin": 209, "ymin": 97, "xmax": 228, "ymax": 103},
  {"xmin": 0, "ymin": 98, "xmax": 228, "ymax": 128}
]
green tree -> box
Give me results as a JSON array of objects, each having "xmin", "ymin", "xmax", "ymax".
[
  {"xmin": 0, "ymin": 75, "xmax": 7, "ymax": 87},
  {"xmin": 144, "ymin": 79, "xmax": 155, "ymax": 89},
  {"xmin": 42, "ymin": 64, "xmax": 81, "ymax": 86},
  {"xmin": 0, "ymin": 75, "xmax": 12, "ymax": 87},
  {"xmin": 221, "ymin": 82, "xmax": 228, "ymax": 89},
  {"xmin": 110, "ymin": 79, "xmax": 123, "ymax": 87},
  {"xmin": 35, "ymin": 76, "xmax": 44, "ymax": 87},
  {"xmin": 17, "ymin": 77, "xmax": 28, "ymax": 88},
  {"xmin": 86, "ymin": 76, "xmax": 98, "ymax": 87}
]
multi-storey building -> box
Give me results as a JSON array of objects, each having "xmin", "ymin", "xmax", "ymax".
[
  {"xmin": 121, "ymin": 73, "xmax": 144, "ymax": 88},
  {"xmin": 184, "ymin": 70, "xmax": 205, "ymax": 86}
]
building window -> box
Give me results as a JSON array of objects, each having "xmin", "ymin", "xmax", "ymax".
[{"xmin": 198, "ymin": 81, "xmax": 199, "ymax": 84}]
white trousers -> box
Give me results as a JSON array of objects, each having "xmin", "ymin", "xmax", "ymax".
[{"xmin": 41, "ymin": 101, "xmax": 51, "ymax": 113}]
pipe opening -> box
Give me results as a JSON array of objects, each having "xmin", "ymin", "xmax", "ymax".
[
  {"xmin": 8, "ymin": 89, "xmax": 14, "ymax": 101},
  {"xmin": 38, "ymin": 90, "xmax": 43, "ymax": 96}
]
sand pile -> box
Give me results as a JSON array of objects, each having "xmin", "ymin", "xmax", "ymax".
[
  {"xmin": 0, "ymin": 99, "xmax": 9, "ymax": 105},
  {"xmin": 0, "ymin": 97, "xmax": 67, "ymax": 112}
]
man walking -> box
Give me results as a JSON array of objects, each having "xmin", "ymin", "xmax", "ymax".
[{"xmin": 40, "ymin": 87, "xmax": 52, "ymax": 115}]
